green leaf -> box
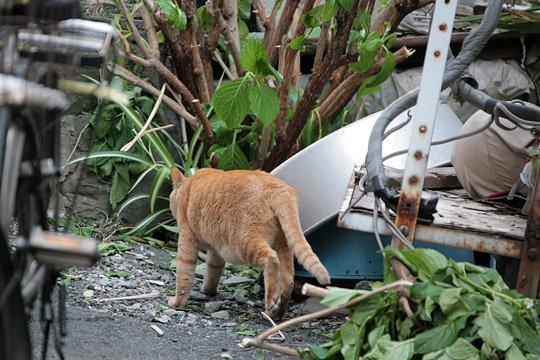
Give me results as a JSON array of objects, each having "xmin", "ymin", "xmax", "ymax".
[
  {"xmin": 110, "ymin": 163, "xmax": 131, "ymax": 209},
  {"xmin": 414, "ymin": 316, "xmax": 467, "ymax": 354},
  {"xmin": 105, "ymin": 271, "xmax": 131, "ymax": 278},
  {"xmin": 213, "ymin": 77, "xmax": 251, "ymax": 129},
  {"xmin": 321, "ymin": 287, "xmax": 366, "ymax": 307},
  {"xmin": 155, "ymin": 0, "xmax": 187, "ymax": 30},
  {"xmin": 381, "ymin": 339, "xmax": 414, "ymax": 360},
  {"xmin": 237, "ymin": 0, "xmax": 251, "ymax": 19},
  {"xmin": 401, "ymin": 248, "xmax": 448, "ymax": 282},
  {"xmin": 322, "ymin": 0, "xmax": 339, "ymax": 22},
  {"xmin": 505, "ymin": 343, "xmax": 527, "ymax": 360},
  {"xmin": 217, "ymin": 143, "xmax": 250, "ymax": 170},
  {"xmin": 423, "ymin": 350, "xmax": 452, "ymax": 360},
  {"xmin": 240, "ymin": 36, "xmax": 272, "ymax": 76},
  {"xmin": 337, "ymin": 0, "xmax": 353, "ymax": 11},
  {"xmin": 439, "ymin": 288, "xmax": 471, "ymax": 320},
  {"xmin": 475, "ymin": 298, "xmax": 514, "ymax": 351},
  {"xmin": 445, "ymin": 338, "xmax": 479, "ymax": 360},
  {"xmin": 149, "ymin": 167, "xmax": 169, "ymax": 213},
  {"xmin": 290, "ymin": 34, "xmax": 307, "ymax": 50},
  {"xmin": 249, "ymin": 80, "xmax": 279, "ymax": 128},
  {"xmin": 340, "ymin": 322, "xmax": 361, "ymax": 360}
]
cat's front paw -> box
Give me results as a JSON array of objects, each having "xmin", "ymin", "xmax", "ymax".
[{"xmin": 168, "ymin": 296, "xmax": 187, "ymax": 308}]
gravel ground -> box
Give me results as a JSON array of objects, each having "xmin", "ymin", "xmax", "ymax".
[{"xmin": 33, "ymin": 240, "xmax": 347, "ymax": 359}]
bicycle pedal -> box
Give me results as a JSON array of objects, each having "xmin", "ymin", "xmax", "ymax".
[{"xmin": 29, "ymin": 227, "xmax": 99, "ymax": 268}]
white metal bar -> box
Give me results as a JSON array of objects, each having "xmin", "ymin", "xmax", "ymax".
[{"xmin": 393, "ymin": 0, "xmax": 458, "ymax": 246}]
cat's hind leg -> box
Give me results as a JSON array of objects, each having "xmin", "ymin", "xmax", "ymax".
[
  {"xmin": 168, "ymin": 230, "xmax": 199, "ymax": 308},
  {"xmin": 241, "ymin": 239, "xmax": 282, "ymax": 319},
  {"xmin": 274, "ymin": 238, "xmax": 294, "ymax": 319},
  {"xmin": 201, "ymin": 249, "xmax": 225, "ymax": 295}
]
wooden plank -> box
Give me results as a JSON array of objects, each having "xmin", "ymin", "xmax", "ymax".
[{"xmin": 344, "ymin": 165, "xmax": 527, "ymax": 241}]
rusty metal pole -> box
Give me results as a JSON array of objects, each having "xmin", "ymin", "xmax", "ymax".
[
  {"xmin": 516, "ymin": 162, "xmax": 540, "ymax": 298},
  {"xmin": 392, "ymin": 0, "xmax": 458, "ymax": 249}
]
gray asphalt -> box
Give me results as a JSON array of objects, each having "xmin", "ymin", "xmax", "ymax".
[{"xmin": 30, "ymin": 306, "xmax": 287, "ymax": 360}]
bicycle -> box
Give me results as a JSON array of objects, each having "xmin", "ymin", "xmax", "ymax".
[{"xmin": 0, "ymin": 1, "xmax": 116, "ymax": 358}]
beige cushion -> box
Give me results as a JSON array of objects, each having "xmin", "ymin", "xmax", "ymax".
[{"xmin": 451, "ymin": 103, "xmax": 537, "ymax": 198}]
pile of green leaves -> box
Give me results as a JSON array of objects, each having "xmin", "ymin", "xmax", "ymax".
[{"xmin": 299, "ymin": 248, "xmax": 540, "ymax": 359}]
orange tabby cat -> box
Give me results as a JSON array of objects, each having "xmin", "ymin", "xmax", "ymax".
[{"xmin": 168, "ymin": 167, "xmax": 330, "ymax": 319}]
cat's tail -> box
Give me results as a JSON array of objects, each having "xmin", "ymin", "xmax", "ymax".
[{"xmin": 272, "ymin": 190, "xmax": 331, "ymax": 285}]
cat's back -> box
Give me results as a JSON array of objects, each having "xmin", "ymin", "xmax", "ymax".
[{"xmin": 189, "ymin": 168, "xmax": 291, "ymax": 194}]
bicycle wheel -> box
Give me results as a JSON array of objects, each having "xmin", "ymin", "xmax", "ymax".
[{"xmin": 0, "ymin": 106, "xmax": 33, "ymax": 360}]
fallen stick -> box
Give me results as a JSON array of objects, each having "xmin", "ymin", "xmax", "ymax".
[
  {"xmin": 151, "ymin": 324, "xmax": 164, "ymax": 337},
  {"xmin": 301, "ymin": 283, "xmax": 328, "ymax": 299},
  {"xmin": 96, "ymin": 289, "xmax": 161, "ymax": 303}
]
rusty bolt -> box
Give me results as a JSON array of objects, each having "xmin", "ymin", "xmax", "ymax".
[
  {"xmin": 409, "ymin": 175, "xmax": 419, "ymax": 186},
  {"xmin": 419, "ymin": 125, "xmax": 427, "ymax": 133},
  {"xmin": 439, "ymin": 23, "xmax": 447, "ymax": 32},
  {"xmin": 399, "ymin": 225, "xmax": 410, "ymax": 237},
  {"xmin": 528, "ymin": 248, "xmax": 539, "ymax": 260},
  {"xmin": 414, "ymin": 150, "xmax": 423, "ymax": 160},
  {"xmin": 434, "ymin": 50, "xmax": 441, "ymax": 57}
]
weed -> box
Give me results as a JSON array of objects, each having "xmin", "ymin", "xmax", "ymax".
[{"xmin": 234, "ymin": 323, "xmax": 258, "ymax": 337}]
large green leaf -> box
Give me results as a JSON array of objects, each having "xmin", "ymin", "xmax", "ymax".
[
  {"xmin": 240, "ymin": 36, "xmax": 272, "ymax": 76},
  {"xmin": 475, "ymin": 298, "xmax": 514, "ymax": 351},
  {"xmin": 217, "ymin": 143, "xmax": 250, "ymax": 170},
  {"xmin": 505, "ymin": 343, "xmax": 527, "ymax": 360},
  {"xmin": 401, "ymin": 248, "xmax": 448, "ymax": 282},
  {"xmin": 249, "ymin": 80, "xmax": 279, "ymax": 128},
  {"xmin": 213, "ymin": 77, "xmax": 251, "ymax": 129},
  {"xmin": 337, "ymin": 0, "xmax": 354, "ymax": 11}
]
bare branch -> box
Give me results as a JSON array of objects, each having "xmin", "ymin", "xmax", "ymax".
[
  {"xmin": 265, "ymin": 0, "xmax": 301, "ymax": 66},
  {"xmin": 371, "ymin": 0, "xmax": 433, "ymax": 32},
  {"xmin": 117, "ymin": 0, "xmax": 150, "ymax": 59},
  {"xmin": 317, "ymin": 46, "xmax": 412, "ymax": 122},
  {"xmin": 252, "ymin": 0, "xmax": 270, "ymax": 30},
  {"xmin": 113, "ymin": 63, "xmax": 198, "ymax": 127},
  {"xmin": 213, "ymin": 50, "xmax": 235, "ymax": 80},
  {"xmin": 140, "ymin": 3, "xmax": 160, "ymax": 58}
]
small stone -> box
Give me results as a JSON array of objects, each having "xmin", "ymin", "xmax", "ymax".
[
  {"xmin": 154, "ymin": 315, "xmax": 172, "ymax": 324},
  {"xmin": 210, "ymin": 310, "xmax": 230, "ymax": 320},
  {"xmin": 185, "ymin": 313, "xmax": 198, "ymax": 325},
  {"xmin": 164, "ymin": 309, "xmax": 184, "ymax": 317},
  {"xmin": 194, "ymin": 267, "xmax": 205, "ymax": 279},
  {"xmin": 204, "ymin": 301, "xmax": 225, "ymax": 314},
  {"xmin": 148, "ymin": 279, "xmax": 165, "ymax": 286},
  {"xmin": 251, "ymin": 284, "xmax": 263, "ymax": 295},
  {"xmin": 189, "ymin": 290, "xmax": 208, "ymax": 301},
  {"xmin": 221, "ymin": 322, "xmax": 237, "ymax": 328},
  {"xmin": 127, "ymin": 303, "xmax": 142, "ymax": 311},
  {"xmin": 134, "ymin": 253, "xmax": 145, "ymax": 261},
  {"xmin": 200, "ymin": 319, "xmax": 213, "ymax": 326},
  {"xmin": 117, "ymin": 280, "xmax": 137, "ymax": 289},
  {"xmin": 216, "ymin": 293, "xmax": 234, "ymax": 301},
  {"xmin": 143, "ymin": 310, "xmax": 157, "ymax": 322},
  {"xmin": 221, "ymin": 276, "xmax": 253, "ymax": 286}
]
